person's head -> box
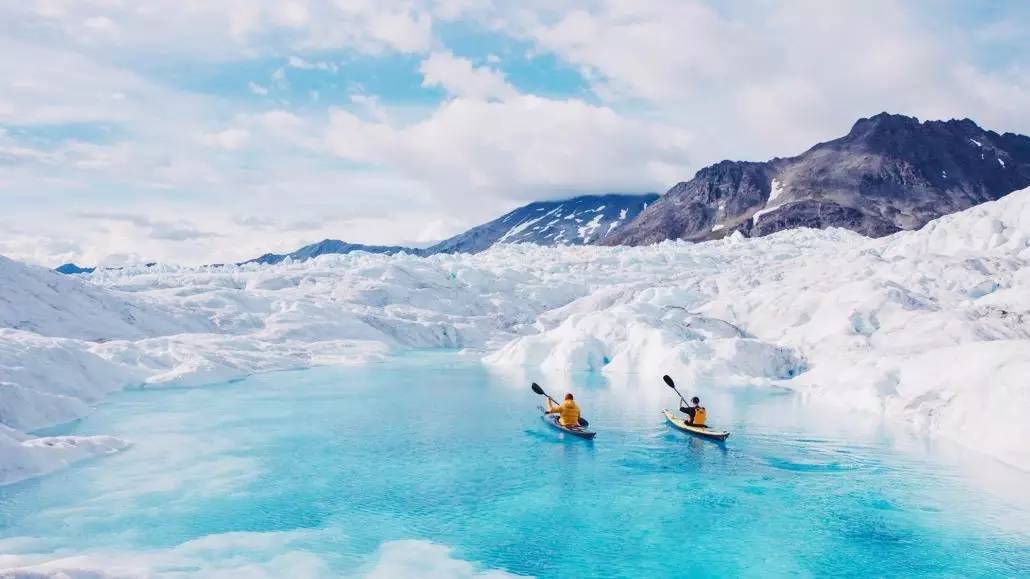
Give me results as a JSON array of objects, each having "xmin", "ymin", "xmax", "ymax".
[
  {"xmin": 564, "ymin": 393, "xmax": 574, "ymax": 401},
  {"xmin": 691, "ymin": 396, "xmax": 700, "ymax": 406}
]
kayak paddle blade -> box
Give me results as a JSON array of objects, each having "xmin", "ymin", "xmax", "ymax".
[
  {"xmin": 531, "ymin": 383, "xmax": 545, "ymax": 396},
  {"xmin": 662, "ymin": 375, "xmax": 675, "ymax": 388}
]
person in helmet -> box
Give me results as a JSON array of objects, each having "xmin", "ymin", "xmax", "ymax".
[
  {"xmin": 679, "ymin": 396, "xmax": 707, "ymax": 426},
  {"xmin": 545, "ymin": 393, "xmax": 582, "ymax": 428}
]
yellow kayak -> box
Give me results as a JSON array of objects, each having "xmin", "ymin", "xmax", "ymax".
[{"xmin": 663, "ymin": 409, "xmax": 730, "ymax": 441}]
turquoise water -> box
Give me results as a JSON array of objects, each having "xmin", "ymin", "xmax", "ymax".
[{"xmin": 2, "ymin": 352, "xmax": 1029, "ymax": 577}]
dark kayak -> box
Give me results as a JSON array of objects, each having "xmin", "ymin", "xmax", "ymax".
[
  {"xmin": 540, "ymin": 407, "xmax": 596, "ymax": 440},
  {"xmin": 663, "ymin": 409, "xmax": 730, "ymax": 441}
]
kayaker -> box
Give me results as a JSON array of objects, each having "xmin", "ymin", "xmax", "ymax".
[
  {"xmin": 545, "ymin": 393, "xmax": 582, "ymax": 428},
  {"xmin": 679, "ymin": 396, "xmax": 707, "ymax": 426}
]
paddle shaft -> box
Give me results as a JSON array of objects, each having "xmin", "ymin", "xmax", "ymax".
[{"xmin": 672, "ymin": 386, "xmax": 688, "ymax": 407}]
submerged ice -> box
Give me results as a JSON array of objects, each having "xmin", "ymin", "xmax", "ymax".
[{"xmin": 1, "ymin": 188, "xmax": 1029, "ymax": 483}]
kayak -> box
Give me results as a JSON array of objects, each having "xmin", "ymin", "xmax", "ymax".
[
  {"xmin": 662, "ymin": 409, "xmax": 730, "ymax": 441},
  {"xmin": 540, "ymin": 407, "xmax": 596, "ymax": 440}
]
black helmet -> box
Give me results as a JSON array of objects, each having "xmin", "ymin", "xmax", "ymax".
[{"xmin": 691, "ymin": 396, "xmax": 700, "ymax": 404}]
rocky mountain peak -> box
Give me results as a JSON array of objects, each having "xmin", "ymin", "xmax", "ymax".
[{"xmin": 602, "ymin": 113, "xmax": 1030, "ymax": 246}]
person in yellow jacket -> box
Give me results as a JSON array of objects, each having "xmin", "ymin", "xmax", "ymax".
[
  {"xmin": 679, "ymin": 396, "xmax": 707, "ymax": 426},
  {"xmin": 545, "ymin": 393, "xmax": 582, "ymax": 428}
]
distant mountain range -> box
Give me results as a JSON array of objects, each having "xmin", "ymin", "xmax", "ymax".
[
  {"xmin": 233, "ymin": 193, "xmax": 657, "ymax": 265},
  {"xmin": 425, "ymin": 193, "xmax": 658, "ymax": 254},
  {"xmin": 55, "ymin": 113, "xmax": 1030, "ymax": 273},
  {"xmin": 603, "ymin": 112, "xmax": 1030, "ymax": 245},
  {"xmin": 245, "ymin": 240, "xmax": 414, "ymax": 265}
]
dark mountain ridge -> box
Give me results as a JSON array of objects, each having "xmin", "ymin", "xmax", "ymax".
[
  {"xmin": 602, "ymin": 113, "xmax": 1030, "ymax": 245},
  {"xmin": 425, "ymin": 193, "xmax": 658, "ymax": 254},
  {"xmin": 244, "ymin": 239, "xmax": 414, "ymax": 265},
  {"xmin": 233, "ymin": 193, "xmax": 657, "ymax": 265}
]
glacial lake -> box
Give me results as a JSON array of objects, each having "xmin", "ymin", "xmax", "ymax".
[{"xmin": 2, "ymin": 351, "xmax": 1028, "ymax": 577}]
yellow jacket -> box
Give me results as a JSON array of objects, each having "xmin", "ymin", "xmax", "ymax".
[{"xmin": 547, "ymin": 399, "xmax": 581, "ymax": 427}]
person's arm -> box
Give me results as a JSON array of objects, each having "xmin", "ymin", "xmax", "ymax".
[
  {"xmin": 545, "ymin": 399, "xmax": 558, "ymax": 413},
  {"xmin": 682, "ymin": 405, "xmax": 696, "ymax": 422}
]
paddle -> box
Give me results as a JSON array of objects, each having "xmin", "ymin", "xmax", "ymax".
[
  {"xmin": 662, "ymin": 374, "xmax": 689, "ymax": 407},
  {"xmin": 531, "ymin": 382, "xmax": 590, "ymax": 427}
]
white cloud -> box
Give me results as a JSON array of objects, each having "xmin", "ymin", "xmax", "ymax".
[
  {"xmin": 419, "ymin": 51, "xmax": 517, "ymax": 101},
  {"xmin": 271, "ymin": 67, "xmax": 288, "ymax": 89},
  {"xmin": 414, "ymin": 216, "xmax": 469, "ymax": 243},
  {"xmin": 431, "ymin": 0, "xmax": 495, "ymax": 21},
  {"xmin": 246, "ymin": 109, "xmax": 319, "ymax": 147},
  {"xmin": 325, "ymin": 93, "xmax": 690, "ymax": 201},
  {"xmin": 202, "ymin": 128, "xmax": 251, "ymax": 150},
  {"xmin": 248, "ymin": 81, "xmax": 270, "ymax": 96},
  {"xmin": 273, "ymin": 1, "xmax": 310, "ymax": 29},
  {"xmin": 316, "ymin": 52, "xmax": 689, "ymax": 206},
  {"xmin": 351, "ymin": 3, "xmax": 433, "ymax": 54},
  {"xmin": 288, "ymin": 55, "xmax": 339, "ymax": 72},
  {"xmin": 349, "ymin": 93, "xmax": 389, "ymax": 122},
  {"xmin": 82, "ymin": 15, "xmax": 118, "ymax": 33},
  {"xmin": 78, "ymin": 212, "xmax": 223, "ymax": 242},
  {"xmin": 0, "ymin": 37, "xmax": 170, "ymax": 125},
  {"xmin": 506, "ymin": 0, "xmax": 1030, "ymax": 162},
  {"xmin": 0, "ymin": 232, "xmax": 83, "ymax": 267},
  {"xmin": 523, "ymin": 1, "xmax": 740, "ymax": 104},
  {"xmin": 0, "ymin": 190, "xmax": 462, "ymax": 267},
  {"xmin": 1, "ymin": 0, "xmax": 1028, "ymax": 266},
  {"xmin": 2, "ymin": 1, "xmax": 436, "ymax": 58},
  {"xmin": 0, "ymin": 140, "xmax": 455, "ymax": 265}
]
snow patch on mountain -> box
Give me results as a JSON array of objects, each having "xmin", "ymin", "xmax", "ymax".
[{"xmin": 752, "ymin": 178, "xmax": 787, "ymax": 222}]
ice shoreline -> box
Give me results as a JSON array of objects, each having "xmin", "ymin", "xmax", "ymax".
[
  {"xmin": 0, "ymin": 532, "xmax": 526, "ymax": 578},
  {"xmin": 1, "ymin": 188, "xmax": 1029, "ymax": 483}
]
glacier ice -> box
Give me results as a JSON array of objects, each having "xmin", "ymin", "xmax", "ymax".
[
  {"xmin": 1, "ymin": 188, "xmax": 1029, "ymax": 483},
  {"xmin": 0, "ymin": 532, "xmax": 524, "ymax": 578}
]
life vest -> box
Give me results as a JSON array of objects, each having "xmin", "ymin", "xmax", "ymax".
[
  {"xmin": 556, "ymin": 400, "xmax": 581, "ymax": 427},
  {"xmin": 693, "ymin": 406, "xmax": 707, "ymax": 426}
]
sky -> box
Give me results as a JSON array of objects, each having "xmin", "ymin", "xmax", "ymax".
[{"xmin": 1, "ymin": 0, "xmax": 1028, "ymax": 267}]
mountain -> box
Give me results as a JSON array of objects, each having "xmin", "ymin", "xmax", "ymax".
[
  {"xmin": 244, "ymin": 239, "xmax": 415, "ymax": 265},
  {"xmin": 54, "ymin": 262, "xmax": 157, "ymax": 275},
  {"xmin": 603, "ymin": 113, "xmax": 1030, "ymax": 245},
  {"xmin": 241, "ymin": 193, "xmax": 658, "ymax": 264},
  {"xmin": 426, "ymin": 193, "xmax": 658, "ymax": 254}
]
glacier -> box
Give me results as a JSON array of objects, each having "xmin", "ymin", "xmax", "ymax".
[
  {"xmin": 1, "ymin": 188, "xmax": 1028, "ymax": 484},
  {"xmin": 0, "ymin": 533, "xmax": 524, "ymax": 578}
]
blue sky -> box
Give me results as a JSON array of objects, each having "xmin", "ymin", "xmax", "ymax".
[{"xmin": 1, "ymin": 0, "xmax": 1028, "ymax": 266}]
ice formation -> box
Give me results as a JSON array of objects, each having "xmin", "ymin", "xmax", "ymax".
[
  {"xmin": 1, "ymin": 188, "xmax": 1028, "ymax": 484},
  {"xmin": 0, "ymin": 533, "xmax": 523, "ymax": 578}
]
